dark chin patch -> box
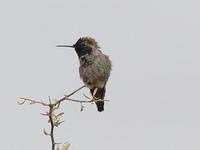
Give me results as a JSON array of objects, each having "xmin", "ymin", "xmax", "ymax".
[{"xmin": 75, "ymin": 47, "xmax": 92, "ymax": 57}]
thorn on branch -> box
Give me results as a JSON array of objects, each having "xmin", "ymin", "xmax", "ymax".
[
  {"xmin": 43, "ymin": 128, "xmax": 50, "ymax": 136},
  {"xmin": 17, "ymin": 99, "xmax": 25, "ymax": 105},
  {"xmin": 80, "ymin": 103, "xmax": 84, "ymax": 112},
  {"xmin": 57, "ymin": 112, "xmax": 64, "ymax": 118},
  {"xmin": 41, "ymin": 112, "xmax": 50, "ymax": 116}
]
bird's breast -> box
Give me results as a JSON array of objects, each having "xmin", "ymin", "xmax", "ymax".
[{"xmin": 79, "ymin": 54, "xmax": 111, "ymax": 89}]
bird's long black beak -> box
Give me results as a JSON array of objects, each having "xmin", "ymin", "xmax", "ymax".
[{"xmin": 56, "ymin": 45, "xmax": 74, "ymax": 48}]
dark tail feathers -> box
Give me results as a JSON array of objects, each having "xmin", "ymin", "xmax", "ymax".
[{"xmin": 90, "ymin": 87, "xmax": 105, "ymax": 112}]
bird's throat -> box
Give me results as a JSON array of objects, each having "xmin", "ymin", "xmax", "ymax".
[{"xmin": 75, "ymin": 47, "xmax": 92, "ymax": 58}]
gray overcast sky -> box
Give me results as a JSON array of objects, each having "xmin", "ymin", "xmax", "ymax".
[{"xmin": 0, "ymin": 0, "xmax": 200, "ymax": 150}]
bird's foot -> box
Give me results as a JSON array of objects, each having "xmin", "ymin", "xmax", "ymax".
[
  {"xmin": 92, "ymin": 88, "xmax": 98, "ymax": 97},
  {"xmin": 83, "ymin": 94, "xmax": 97, "ymax": 103},
  {"xmin": 92, "ymin": 88, "xmax": 100, "ymax": 102},
  {"xmin": 83, "ymin": 88, "xmax": 101, "ymax": 102}
]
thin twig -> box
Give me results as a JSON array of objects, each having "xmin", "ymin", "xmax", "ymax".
[
  {"xmin": 66, "ymin": 85, "xmax": 86, "ymax": 97},
  {"xmin": 49, "ymin": 105, "xmax": 55, "ymax": 150},
  {"xmin": 66, "ymin": 98, "xmax": 93, "ymax": 103},
  {"xmin": 19, "ymin": 86, "xmax": 86, "ymax": 107},
  {"xmin": 19, "ymin": 97, "xmax": 49, "ymax": 106},
  {"xmin": 55, "ymin": 85, "xmax": 86, "ymax": 106}
]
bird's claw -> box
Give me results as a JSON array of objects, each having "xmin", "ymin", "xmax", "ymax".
[
  {"xmin": 92, "ymin": 88, "xmax": 98, "ymax": 97},
  {"xmin": 83, "ymin": 88, "xmax": 100, "ymax": 102}
]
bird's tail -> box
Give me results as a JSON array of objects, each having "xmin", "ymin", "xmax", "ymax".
[{"xmin": 90, "ymin": 87, "xmax": 105, "ymax": 112}]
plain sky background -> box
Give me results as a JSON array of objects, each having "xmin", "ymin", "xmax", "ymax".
[{"xmin": 0, "ymin": 0, "xmax": 200, "ymax": 150}]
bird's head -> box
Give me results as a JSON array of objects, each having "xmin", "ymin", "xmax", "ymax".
[{"xmin": 57, "ymin": 37, "xmax": 99, "ymax": 57}]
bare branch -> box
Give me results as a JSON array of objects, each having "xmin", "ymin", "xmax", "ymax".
[
  {"xmin": 19, "ymin": 97, "xmax": 49, "ymax": 106},
  {"xmin": 66, "ymin": 85, "xmax": 86, "ymax": 97},
  {"xmin": 54, "ymin": 85, "xmax": 86, "ymax": 106},
  {"xmin": 49, "ymin": 105, "xmax": 55, "ymax": 150},
  {"xmin": 65, "ymin": 98, "xmax": 93, "ymax": 103},
  {"xmin": 18, "ymin": 85, "xmax": 109, "ymax": 150}
]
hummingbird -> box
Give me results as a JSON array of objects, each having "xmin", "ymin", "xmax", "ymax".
[{"xmin": 57, "ymin": 37, "xmax": 112, "ymax": 112}]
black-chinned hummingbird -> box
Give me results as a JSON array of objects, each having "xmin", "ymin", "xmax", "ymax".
[{"xmin": 57, "ymin": 37, "xmax": 112, "ymax": 112}]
